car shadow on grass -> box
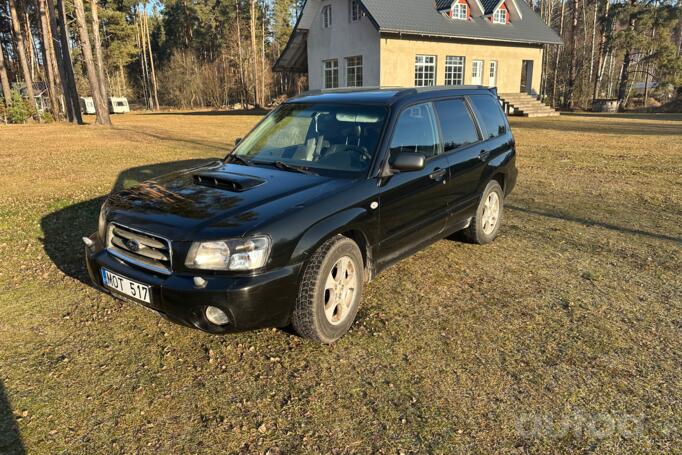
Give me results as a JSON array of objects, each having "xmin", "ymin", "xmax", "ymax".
[
  {"xmin": 0, "ymin": 381, "xmax": 25, "ymax": 455},
  {"xmin": 515, "ymin": 113, "xmax": 682, "ymax": 136},
  {"xmin": 508, "ymin": 204, "xmax": 682, "ymax": 244},
  {"xmin": 40, "ymin": 158, "xmax": 220, "ymax": 285}
]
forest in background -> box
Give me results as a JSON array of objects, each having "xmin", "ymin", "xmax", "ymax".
[
  {"xmin": 0, "ymin": 0, "xmax": 680, "ymax": 124},
  {"xmin": 539, "ymin": 0, "xmax": 682, "ymax": 110}
]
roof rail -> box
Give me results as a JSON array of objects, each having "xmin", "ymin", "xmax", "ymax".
[
  {"xmin": 292, "ymin": 86, "xmax": 428, "ymax": 98},
  {"xmin": 290, "ymin": 85, "xmax": 496, "ymax": 100}
]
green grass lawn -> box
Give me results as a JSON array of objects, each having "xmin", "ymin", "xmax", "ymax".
[{"xmin": 0, "ymin": 112, "xmax": 680, "ymax": 454}]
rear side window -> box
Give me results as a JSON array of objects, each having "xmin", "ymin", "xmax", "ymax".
[
  {"xmin": 469, "ymin": 95, "xmax": 506, "ymax": 139},
  {"xmin": 389, "ymin": 103, "xmax": 439, "ymax": 159},
  {"xmin": 434, "ymin": 99, "xmax": 480, "ymax": 152}
]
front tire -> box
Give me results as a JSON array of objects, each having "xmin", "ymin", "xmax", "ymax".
[
  {"xmin": 292, "ymin": 235, "xmax": 364, "ymax": 343},
  {"xmin": 463, "ymin": 180, "xmax": 504, "ymax": 245}
]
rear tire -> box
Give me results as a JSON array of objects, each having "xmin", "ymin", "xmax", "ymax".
[
  {"xmin": 292, "ymin": 235, "xmax": 364, "ymax": 343},
  {"xmin": 463, "ymin": 180, "xmax": 504, "ymax": 245}
]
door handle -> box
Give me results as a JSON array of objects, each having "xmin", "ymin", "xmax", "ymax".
[
  {"xmin": 479, "ymin": 150, "xmax": 491, "ymax": 161},
  {"xmin": 429, "ymin": 168, "xmax": 447, "ymax": 181}
]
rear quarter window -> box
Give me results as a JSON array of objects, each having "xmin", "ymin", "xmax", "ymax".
[
  {"xmin": 469, "ymin": 95, "xmax": 507, "ymax": 140},
  {"xmin": 434, "ymin": 99, "xmax": 480, "ymax": 152}
]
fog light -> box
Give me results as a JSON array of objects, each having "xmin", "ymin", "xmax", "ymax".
[
  {"xmin": 205, "ymin": 306, "xmax": 230, "ymax": 326},
  {"xmin": 193, "ymin": 276, "xmax": 207, "ymax": 288}
]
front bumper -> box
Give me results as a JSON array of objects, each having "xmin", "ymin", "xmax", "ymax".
[{"xmin": 84, "ymin": 234, "xmax": 302, "ymax": 334}]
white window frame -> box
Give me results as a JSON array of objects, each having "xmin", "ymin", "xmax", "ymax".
[
  {"xmin": 492, "ymin": 7, "xmax": 506, "ymax": 24},
  {"xmin": 323, "ymin": 59, "xmax": 339, "ymax": 88},
  {"xmin": 471, "ymin": 59, "xmax": 484, "ymax": 85},
  {"xmin": 345, "ymin": 55, "xmax": 363, "ymax": 87},
  {"xmin": 452, "ymin": 2, "xmax": 468, "ymax": 20},
  {"xmin": 322, "ymin": 4, "xmax": 332, "ymax": 28},
  {"xmin": 445, "ymin": 56, "xmax": 465, "ymax": 85},
  {"xmin": 489, "ymin": 60, "xmax": 498, "ymax": 86},
  {"xmin": 349, "ymin": 0, "xmax": 361, "ymax": 22},
  {"xmin": 415, "ymin": 55, "xmax": 436, "ymax": 87}
]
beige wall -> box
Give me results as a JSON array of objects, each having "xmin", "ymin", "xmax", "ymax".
[{"xmin": 379, "ymin": 35, "xmax": 544, "ymax": 94}]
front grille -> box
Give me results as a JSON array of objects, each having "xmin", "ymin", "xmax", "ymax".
[{"xmin": 106, "ymin": 223, "xmax": 172, "ymax": 275}]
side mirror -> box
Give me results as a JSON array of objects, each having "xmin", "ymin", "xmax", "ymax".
[
  {"xmin": 392, "ymin": 152, "xmax": 425, "ymax": 172},
  {"xmin": 234, "ymin": 137, "xmax": 242, "ymax": 146}
]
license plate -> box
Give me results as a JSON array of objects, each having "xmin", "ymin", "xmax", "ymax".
[{"xmin": 101, "ymin": 268, "xmax": 151, "ymax": 304}]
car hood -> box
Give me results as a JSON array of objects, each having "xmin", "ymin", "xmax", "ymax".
[{"xmin": 106, "ymin": 161, "xmax": 352, "ymax": 240}]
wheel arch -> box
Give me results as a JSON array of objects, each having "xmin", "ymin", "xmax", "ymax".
[
  {"xmin": 290, "ymin": 207, "xmax": 374, "ymax": 280},
  {"xmin": 491, "ymin": 172, "xmax": 506, "ymax": 192}
]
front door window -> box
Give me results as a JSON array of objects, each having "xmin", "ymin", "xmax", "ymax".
[{"xmin": 389, "ymin": 103, "xmax": 439, "ymax": 160}]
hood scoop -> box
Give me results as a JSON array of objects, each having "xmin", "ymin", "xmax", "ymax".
[{"xmin": 193, "ymin": 172, "xmax": 266, "ymax": 192}]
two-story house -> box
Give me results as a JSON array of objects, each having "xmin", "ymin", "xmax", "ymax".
[{"xmin": 274, "ymin": 0, "xmax": 561, "ymax": 96}]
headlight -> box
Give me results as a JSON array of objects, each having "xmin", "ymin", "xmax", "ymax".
[
  {"xmin": 97, "ymin": 202, "xmax": 108, "ymax": 241},
  {"xmin": 185, "ymin": 236, "xmax": 271, "ymax": 271}
]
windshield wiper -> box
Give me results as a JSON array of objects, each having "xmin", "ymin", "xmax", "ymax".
[
  {"xmin": 227, "ymin": 154, "xmax": 251, "ymax": 166},
  {"xmin": 250, "ymin": 159, "xmax": 316, "ymax": 175},
  {"xmin": 273, "ymin": 161, "xmax": 317, "ymax": 175}
]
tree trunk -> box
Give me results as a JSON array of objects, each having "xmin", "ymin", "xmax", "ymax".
[
  {"xmin": 90, "ymin": 0, "xmax": 109, "ymax": 106},
  {"xmin": 25, "ymin": 13, "xmax": 37, "ymax": 81},
  {"xmin": 618, "ymin": 48, "xmax": 632, "ymax": 108},
  {"xmin": 143, "ymin": 9, "xmax": 160, "ymax": 110},
  {"xmin": 249, "ymin": 0, "xmax": 260, "ymax": 107},
  {"xmin": 44, "ymin": 8, "xmax": 62, "ymax": 101},
  {"xmin": 552, "ymin": 0, "xmax": 566, "ymax": 107},
  {"xmin": 0, "ymin": 43, "xmax": 12, "ymax": 106},
  {"xmin": 606, "ymin": 50, "xmax": 614, "ymax": 97},
  {"xmin": 235, "ymin": 0, "xmax": 246, "ymax": 108},
  {"xmin": 134, "ymin": 16, "xmax": 146, "ymax": 107},
  {"xmin": 588, "ymin": 1, "xmax": 597, "ymax": 82},
  {"xmin": 565, "ymin": 0, "xmax": 579, "ymax": 109},
  {"xmin": 137, "ymin": 11, "xmax": 152, "ymax": 109},
  {"xmin": 73, "ymin": 0, "xmax": 111, "ymax": 125},
  {"xmin": 8, "ymin": 0, "xmax": 36, "ymax": 108},
  {"xmin": 38, "ymin": 0, "xmax": 61, "ymax": 119},
  {"xmin": 261, "ymin": 2, "xmax": 266, "ymax": 105},
  {"xmin": 592, "ymin": 0, "xmax": 610, "ymax": 101},
  {"xmin": 540, "ymin": 0, "xmax": 552, "ymax": 99},
  {"xmin": 49, "ymin": 0, "xmax": 82, "ymax": 123},
  {"xmin": 643, "ymin": 3, "xmax": 659, "ymax": 107},
  {"xmin": 118, "ymin": 63, "xmax": 126, "ymax": 97},
  {"xmin": 617, "ymin": 0, "xmax": 638, "ymax": 110}
]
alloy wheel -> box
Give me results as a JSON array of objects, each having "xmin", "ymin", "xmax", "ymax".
[
  {"xmin": 323, "ymin": 256, "xmax": 358, "ymax": 325},
  {"xmin": 481, "ymin": 191, "xmax": 500, "ymax": 235}
]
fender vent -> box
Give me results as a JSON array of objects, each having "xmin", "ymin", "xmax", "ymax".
[{"xmin": 193, "ymin": 172, "xmax": 265, "ymax": 192}]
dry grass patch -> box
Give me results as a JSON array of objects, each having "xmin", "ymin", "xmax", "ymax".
[{"xmin": 0, "ymin": 111, "xmax": 680, "ymax": 453}]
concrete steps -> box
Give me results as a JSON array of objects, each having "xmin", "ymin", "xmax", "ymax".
[{"xmin": 498, "ymin": 93, "xmax": 560, "ymax": 117}]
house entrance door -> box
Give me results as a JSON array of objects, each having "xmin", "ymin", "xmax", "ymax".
[
  {"xmin": 520, "ymin": 60, "xmax": 533, "ymax": 94},
  {"xmin": 489, "ymin": 61, "xmax": 497, "ymax": 87},
  {"xmin": 471, "ymin": 60, "xmax": 483, "ymax": 85}
]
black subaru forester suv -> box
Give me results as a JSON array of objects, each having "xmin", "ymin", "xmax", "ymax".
[{"xmin": 84, "ymin": 86, "xmax": 517, "ymax": 343}]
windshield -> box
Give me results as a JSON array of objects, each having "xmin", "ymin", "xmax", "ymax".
[{"xmin": 231, "ymin": 103, "xmax": 388, "ymax": 177}]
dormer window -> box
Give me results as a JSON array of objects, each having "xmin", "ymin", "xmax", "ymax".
[
  {"xmin": 451, "ymin": 2, "xmax": 468, "ymax": 20},
  {"xmin": 492, "ymin": 7, "xmax": 507, "ymax": 24},
  {"xmin": 322, "ymin": 5, "xmax": 332, "ymax": 28}
]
